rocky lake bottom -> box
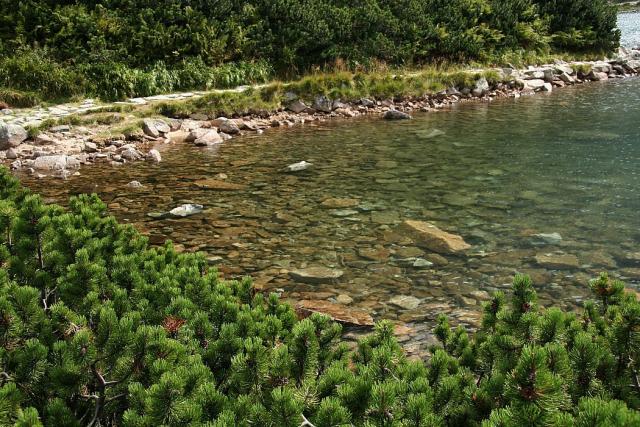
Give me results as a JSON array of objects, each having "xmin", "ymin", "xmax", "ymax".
[{"xmin": 17, "ymin": 72, "xmax": 640, "ymax": 356}]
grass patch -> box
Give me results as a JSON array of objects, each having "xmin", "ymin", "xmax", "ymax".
[
  {"xmin": 0, "ymin": 88, "xmax": 42, "ymax": 108},
  {"xmin": 153, "ymin": 67, "xmax": 513, "ymax": 119},
  {"xmin": 571, "ymin": 63, "xmax": 594, "ymax": 75},
  {"xmin": 24, "ymin": 111, "xmax": 129, "ymax": 138}
]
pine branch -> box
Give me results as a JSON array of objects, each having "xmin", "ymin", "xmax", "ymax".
[
  {"xmin": 0, "ymin": 371, "xmax": 11, "ymax": 385},
  {"xmin": 300, "ymin": 413, "xmax": 317, "ymax": 427}
]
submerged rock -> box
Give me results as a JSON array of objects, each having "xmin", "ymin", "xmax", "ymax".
[
  {"xmin": 389, "ymin": 295, "xmax": 421, "ymax": 310},
  {"xmin": 416, "ymin": 129, "xmax": 445, "ymax": 139},
  {"xmin": 321, "ymin": 198, "xmax": 360, "ymax": 209},
  {"xmin": 126, "ymin": 180, "xmax": 144, "ymax": 189},
  {"xmin": 534, "ymin": 253, "xmax": 580, "ymax": 270},
  {"xmin": 194, "ymin": 179, "xmax": 245, "ymax": 191},
  {"xmin": 412, "ymin": 258, "xmax": 434, "ymax": 269},
  {"xmin": 283, "ymin": 161, "xmax": 312, "ymax": 173},
  {"xmin": 335, "ymin": 294, "xmax": 353, "ymax": 305},
  {"xmin": 400, "ymin": 220, "xmax": 471, "ymax": 254},
  {"xmin": 532, "ymin": 232, "xmax": 562, "ymax": 245},
  {"xmin": 289, "ymin": 267, "xmax": 344, "ymax": 284},
  {"xmin": 296, "ymin": 300, "xmax": 373, "ymax": 326},
  {"xmin": 169, "ymin": 204, "xmax": 204, "ymax": 217},
  {"xmin": 146, "ymin": 149, "xmax": 162, "ymax": 163},
  {"xmin": 383, "ymin": 110, "xmax": 412, "ymax": 120}
]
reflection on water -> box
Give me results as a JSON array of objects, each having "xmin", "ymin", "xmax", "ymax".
[{"xmin": 20, "ymin": 76, "xmax": 640, "ymax": 343}]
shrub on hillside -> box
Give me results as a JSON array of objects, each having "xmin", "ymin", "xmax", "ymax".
[
  {"xmin": 0, "ymin": 0, "xmax": 621, "ymax": 102},
  {"xmin": 0, "ymin": 165, "xmax": 639, "ymax": 426}
]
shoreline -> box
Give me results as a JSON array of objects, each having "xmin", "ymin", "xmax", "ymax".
[{"xmin": 2, "ymin": 49, "xmax": 640, "ymax": 179}]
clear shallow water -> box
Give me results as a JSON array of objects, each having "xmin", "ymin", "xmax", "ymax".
[
  {"xmin": 21, "ymin": 76, "xmax": 640, "ymax": 334},
  {"xmin": 17, "ymin": 16, "xmax": 640, "ymax": 348}
]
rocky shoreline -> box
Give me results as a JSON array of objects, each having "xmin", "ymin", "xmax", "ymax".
[{"xmin": 2, "ymin": 48, "xmax": 640, "ymax": 179}]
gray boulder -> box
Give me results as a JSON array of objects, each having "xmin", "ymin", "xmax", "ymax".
[
  {"xmin": 543, "ymin": 69, "xmax": 555, "ymax": 82},
  {"xmin": 287, "ymin": 100, "xmax": 308, "ymax": 114},
  {"xmin": 559, "ymin": 73, "xmax": 575, "ymax": 84},
  {"xmin": 360, "ymin": 98, "xmax": 375, "ymax": 107},
  {"xmin": 592, "ymin": 63, "xmax": 611, "ymax": 74},
  {"xmin": 83, "ymin": 142, "xmax": 98, "ymax": 153},
  {"xmin": 6, "ymin": 148, "xmax": 18, "ymax": 159},
  {"xmin": 554, "ymin": 65, "xmax": 574, "ymax": 75},
  {"xmin": 121, "ymin": 147, "xmax": 143, "ymax": 161},
  {"xmin": 312, "ymin": 95, "xmax": 333, "ymax": 113},
  {"xmin": 0, "ymin": 124, "xmax": 27, "ymax": 149},
  {"xmin": 524, "ymin": 70, "xmax": 545, "ymax": 79},
  {"xmin": 218, "ymin": 119, "xmax": 240, "ymax": 135},
  {"xmin": 472, "ymin": 77, "xmax": 489, "ymax": 97},
  {"xmin": 142, "ymin": 119, "xmax": 170, "ymax": 138},
  {"xmin": 589, "ymin": 71, "xmax": 609, "ymax": 81},
  {"xmin": 187, "ymin": 129, "xmax": 223, "ymax": 146},
  {"xmin": 383, "ymin": 110, "xmax": 412, "ymax": 120},
  {"xmin": 524, "ymin": 79, "xmax": 546, "ymax": 91},
  {"xmin": 627, "ymin": 60, "xmax": 640, "ymax": 72}
]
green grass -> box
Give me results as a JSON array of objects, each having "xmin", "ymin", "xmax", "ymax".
[
  {"xmin": 0, "ymin": 88, "xmax": 42, "ymax": 108},
  {"xmin": 24, "ymin": 110, "xmax": 132, "ymax": 138},
  {"xmin": 152, "ymin": 67, "xmax": 509, "ymax": 119}
]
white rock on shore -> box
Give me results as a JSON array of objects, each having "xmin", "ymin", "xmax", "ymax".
[
  {"xmin": 32, "ymin": 155, "xmax": 80, "ymax": 171},
  {"xmin": 0, "ymin": 123, "xmax": 27, "ymax": 149},
  {"xmin": 186, "ymin": 128, "xmax": 223, "ymax": 146}
]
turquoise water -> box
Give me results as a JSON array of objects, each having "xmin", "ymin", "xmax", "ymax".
[{"xmin": 20, "ymin": 14, "xmax": 640, "ymax": 340}]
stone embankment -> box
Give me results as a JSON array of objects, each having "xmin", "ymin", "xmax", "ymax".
[{"xmin": 1, "ymin": 48, "xmax": 639, "ymax": 178}]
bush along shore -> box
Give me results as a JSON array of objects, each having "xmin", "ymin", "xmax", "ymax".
[
  {"xmin": 1, "ymin": 166, "xmax": 640, "ymax": 425},
  {"xmin": 1, "ymin": 49, "xmax": 640, "ymax": 179},
  {"xmin": 0, "ymin": 0, "xmax": 620, "ymax": 104}
]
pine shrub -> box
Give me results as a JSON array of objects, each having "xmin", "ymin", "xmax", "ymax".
[{"xmin": 0, "ymin": 165, "xmax": 639, "ymax": 426}]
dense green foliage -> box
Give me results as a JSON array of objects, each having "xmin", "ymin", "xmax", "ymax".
[
  {"xmin": 0, "ymin": 0, "xmax": 620, "ymax": 103},
  {"xmin": 1, "ymin": 166, "xmax": 640, "ymax": 426}
]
